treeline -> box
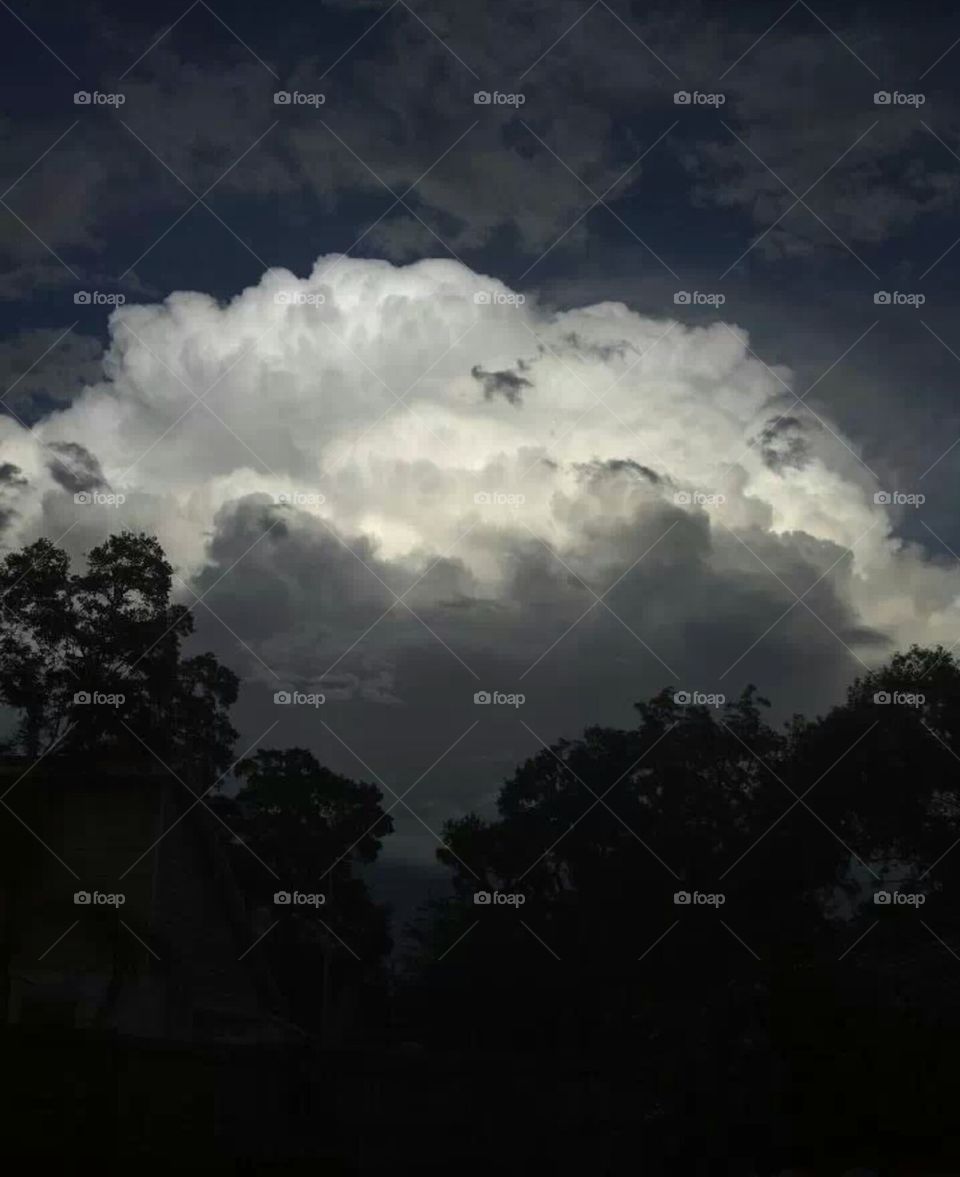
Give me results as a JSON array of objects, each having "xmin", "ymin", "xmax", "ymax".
[
  {"xmin": 2, "ymin": 531, "xmax": 959, "ymax": 1167},
  {"xmin": 0, "ymin": 532, "xmax": 393, "ymax": 1036},
  {"xmin": 399, "ymin": 647, "xmax": 960, "ymax": 1169}
]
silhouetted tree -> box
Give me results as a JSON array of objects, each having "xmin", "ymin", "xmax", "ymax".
[
  {"xmin": 216, "ymin": 747, "xmax": 395, "ymax": 1037},
  {"xmin": 0, "ymin": 531, "xmax": 238, "ymax": 778},
  {"xmin": 0, "ymin": 533, "xmax": 395, "ymax": 1042}
]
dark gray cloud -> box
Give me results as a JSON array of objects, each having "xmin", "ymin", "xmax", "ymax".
[
  {"xmin": 0, "ymin": 462, "xmax": 27, "ymax": 535},
  {"xmin": 757, "ymin": 416, "xmax": 811, "ymax": 473},
  {"xmin": 576, "ymin": 458, "xmax": 662, "ymax": 485},
  {"xmin": 172, "ymin": 482, "xmax": 886, "ymax": 898},
  {"xmin": 45, "ymin": 440, "xmax": 107, "ymax": 494},
  {"xmin": 471, "ymin": 363, "xmax": 532, "ymax": 405},
  {"xmin": 1, "ymin": 1, "xmax": 957, "ymax": 302},
  {"xmin": 0, "ymin": 463, "xmax": 26, "ymax": 487}
]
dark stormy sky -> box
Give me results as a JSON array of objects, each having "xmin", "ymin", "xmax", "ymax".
[{"xmin": 3, "ymin": 0, "xmax": 960, "ymax": 922}]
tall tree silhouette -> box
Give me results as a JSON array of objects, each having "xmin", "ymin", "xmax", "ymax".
[
  {"xmin": 0, "ymin": 531, "xmax": 238, "ymax": 778},
  {"xmin": 216, "ymin": 748, "xmax": 395, "ymax": 1036}
]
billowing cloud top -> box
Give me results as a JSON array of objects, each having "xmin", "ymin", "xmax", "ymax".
[{"xmin": 1, "ymin": 256, "xmax": 956, "ymax": 733}]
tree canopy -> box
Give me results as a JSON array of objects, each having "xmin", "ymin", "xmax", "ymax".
[
  {"xmin": 0, "ymin": 531, "xmax": 238, "ymax": 779},
  {"xmin": 0, "ymin": 531, "xmax": 395, "ymax": 1039},
  {"xmin": 402, "ymin": 648, "xmax": 960, "ymax": 1168}
]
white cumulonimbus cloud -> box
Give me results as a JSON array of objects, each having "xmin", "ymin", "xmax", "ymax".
[{"xmin": 1, "ymin": 256, "xmax": 956, "ymax": 736}]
